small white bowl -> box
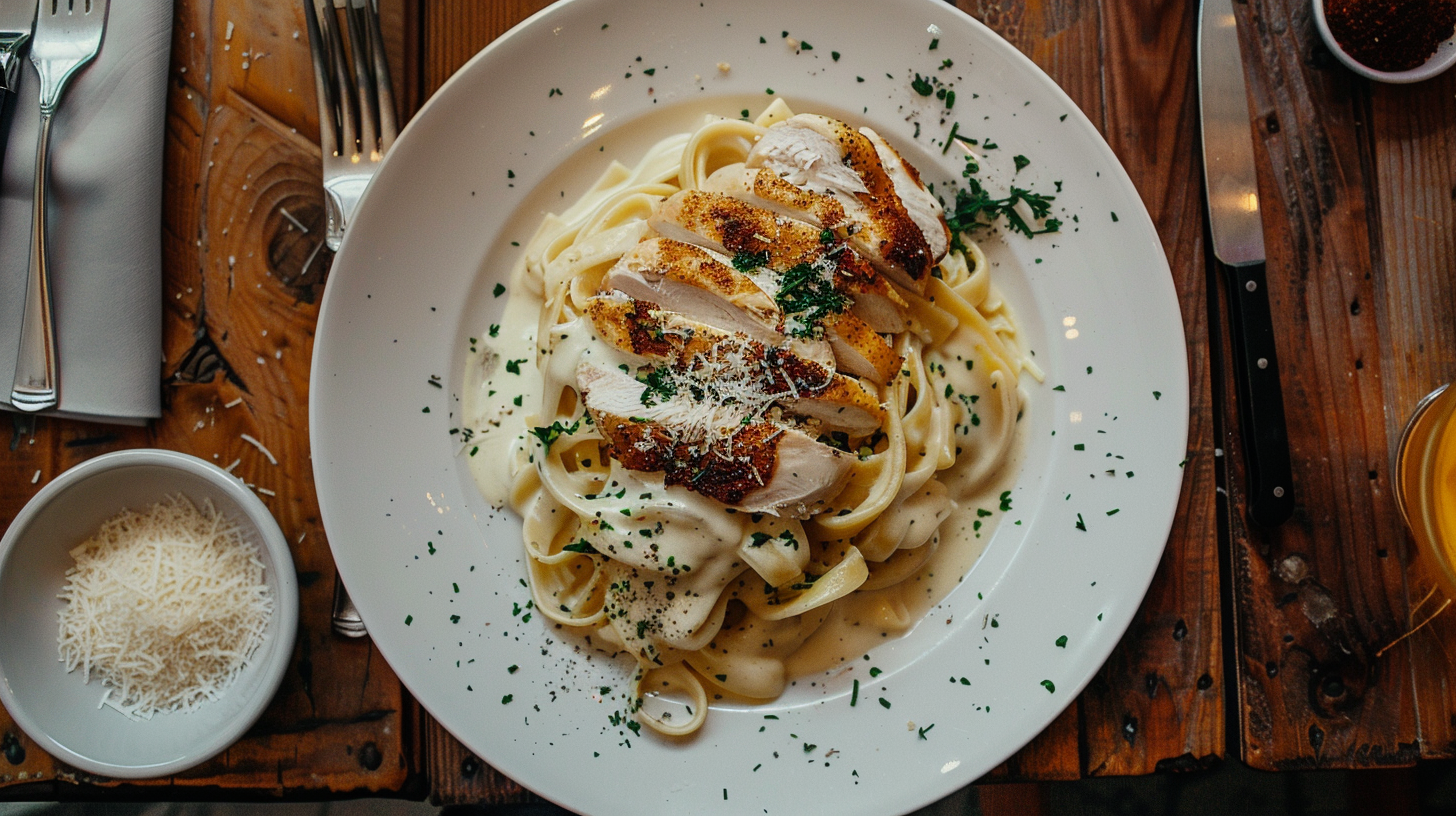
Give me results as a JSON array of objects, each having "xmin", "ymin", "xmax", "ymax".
[
  {"xmin": 1313, "ymin": 0, "xmax": 1456, "ymax": 83},
  {"xmin": 0, "ymin": 449, "xmax": 298, "ymax": 778}
]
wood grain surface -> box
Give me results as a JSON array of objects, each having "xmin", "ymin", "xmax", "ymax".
[
  {"xmin": 0, "ymin": 0, "xmax": 420, "ymax": 797},
  {"xmin": 1222, "ymin": 0, "xmax": 1456, "ymax": 771},
  {"xmin": 6, "ymin": 0, "xmax": 1453, "ymax": 803}
]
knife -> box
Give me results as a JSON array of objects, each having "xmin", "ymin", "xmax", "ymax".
[
  {"xmin": 1198, "ymin": 0, "xmax": 1295, "ymax": 527},
  {"xmin": 0, "ymin": 0, "xmax": 35, "ymax": 178}
]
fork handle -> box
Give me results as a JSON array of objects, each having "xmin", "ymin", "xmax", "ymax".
[{"xmin": 11, "ymin": 111, "xmax": 59, "ymax": 412}]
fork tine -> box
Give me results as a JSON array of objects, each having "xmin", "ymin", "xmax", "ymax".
[
  {"xmin": 344, "ymin": 0, "xmax": 378, "ymax": 158},
  {"xmin": 320, "ymin": 0, "xmax": 359, "ymax": 160},
  {"xmin": 364, "ymin": 0, "xmax": 398, "ymax": 152},
  {"xmin": 302, "ymin": 0, "xmax": 339, "ymax": 160}
]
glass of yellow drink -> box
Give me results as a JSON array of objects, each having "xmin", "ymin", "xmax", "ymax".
[{"xmin": 1396, "ymin": 384, "xmax": 1456, "ymax": 601}]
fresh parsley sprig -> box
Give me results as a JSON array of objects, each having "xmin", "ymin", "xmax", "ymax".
[{"xmin": 946, "ymin": 156, "xmax": 1062, "ymax": 245}]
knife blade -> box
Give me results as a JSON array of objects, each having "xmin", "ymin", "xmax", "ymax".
[
  {"xmin": 0, "ymin": 0, "xmax": 35, "ymax": 178},
  {"xmin": 1199, "ymin": 0, "xmax": 1295, "ymax": 527}
]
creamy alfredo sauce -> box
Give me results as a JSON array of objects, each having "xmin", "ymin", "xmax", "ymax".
[{"xmin": 463, "ymin": 254, "xmax": 1027, "ymax": 690}]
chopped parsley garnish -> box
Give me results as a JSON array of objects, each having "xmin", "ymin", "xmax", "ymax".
[
  {"xmin": 1056, "ymin": 635, "xmax": 1068, "ymax": 648},
  {"xmin": 731, "ymin": 250, "xmax": 771, "ymax": 272},
  {"xmin": 946, "ymin": 162, "xmax": 1061, "ymax": 244},
  {"xmin": 493, "ymin": 283, "xmax": 505, "ymax": 297},
  {"xmin": 563, "ymin": 539, "xmax": 598, "ymax": 554},
  {"xmin": 637, "ymin": 366, "xmax": 678, "ymax": 406},
  {"xmin": 918, "ymin": 723, "xmax": 935, "ymax": 739},
  {"xmin": 1013, "ymin": 154, "xmax": 1030, "ymax": 172},
  {"xmin": 1041, "ymin": 680, "xmax": 1056, "ymax": 693},
  {"xmin": 775, "ymin": 261, "xmax": 847, "ymax": 336},
  {"xmin": 911, "ymin": 73, "xmax": 934, "ymax": 96},
  {"xmin": 530, "ymin": 419, "xmax": 581, "ymax": 451},
  {"xmin": 504, "ymin": 358, "xmax": 526, "ymax": 374}
]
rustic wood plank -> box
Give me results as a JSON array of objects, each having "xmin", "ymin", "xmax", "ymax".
[
  {"xmin": 1223, "ymin": 0, "xmax": 1418, "ymax": 770},
  {"xmin": 1364, "ymin": 71, "xmax": 1456, "ymax": 758},
  {"xmin": 0, "ymin": 0, "xmax": 419, "ymax": 794},
  {"xmin": 422, "ymin": 0, "xmax": 555, "ymax": 98}
]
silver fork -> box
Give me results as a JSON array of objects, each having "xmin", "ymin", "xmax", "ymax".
[
  {"xmin": 304, "ymin": 0, "xmax": 397, "ymax": 253},
  {"xmin": 10, "ymin": 0, "xmax": 108, "ymax": 413},
  {"xmin": 305, "ymin": 0, "xmax": 396, "ymax": 637}
]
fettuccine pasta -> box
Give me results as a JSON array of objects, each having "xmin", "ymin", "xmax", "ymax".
[{"xmin": 463, "ymin": 102, "xmax": 1038, "ymax": 736}]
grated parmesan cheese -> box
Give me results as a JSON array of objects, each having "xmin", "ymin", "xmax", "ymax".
[{"xmin": 56, "ymin": 494, "xmax": 273, "ymax": 720}]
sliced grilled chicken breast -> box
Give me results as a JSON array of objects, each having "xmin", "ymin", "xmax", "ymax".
[
  {"xmin": 604, "ymin": 237, "xmax": 779, "ymax": 328},
  {"xmin": 745, "ymin": 114, "xmax": 938, "ymax": 290},
  {"xmin": 601, "ymin": 238, "xmax": 835, "ymax": 369},
  {"xmin": 701, "ymin": 164, "xmax": 849, "ymax": 231},
  {"xmin": 822, "ymin": 312, "xmax": 901, "ymax": 386},
  {"xmin": 860, "ymin": 127, "xmax": 951, "ymax": 263},
  {"xmin": 739, "ymin": 118, "xmax": 870, "ymax": 197},
  {"xmin": 584, "ymin": 295, "xmax": 887, "ymax": 434},
  {"xmin": 650, "ymin": 190, "xmax": 908, "ymax": 333},
  {"xmin": 577, "ymin": 364, "xmax": 853, "ymax": 514}
]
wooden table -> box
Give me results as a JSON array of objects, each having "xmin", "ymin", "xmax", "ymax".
[{"xmin": 0, "ymin": 0, "xmax": 1450, "ymax": 805}]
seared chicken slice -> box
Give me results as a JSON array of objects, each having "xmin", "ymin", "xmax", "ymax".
[
  {"xmin": 860, "ymin": 127, "xmax": 951, "ymax": 264},
  {"xmin": 650, "ymin": 190, "xmax": 908, "ymax": 333},
  {"xmin": 584, "ymin": 295, "xmax": 887, "ymax": 434},
  {"xmin": 603, "ymin": 237, "xmax": 779, "ymax": 329},
  {"xmin": 601, "ymin": 238, "xmax": 834, "ymax": 369},
  {"xmin": 746, "ymin": 114, "xmax": 940, "ymax": 291},
  {"xmin": 701, "ymin": 164, "xmax": 849, "ymax": 231},
  {"xmin": 577, "ymin": 364, "xmax": 853, "ymax": 514},
  {"xmin": 822, "ymin": 312, "xmax": 901, "ymax": 386}
]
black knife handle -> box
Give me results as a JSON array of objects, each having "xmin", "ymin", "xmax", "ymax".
[{"xmin": 1223, "ymin": 260, "xmax": 1295, "ymax": 527}]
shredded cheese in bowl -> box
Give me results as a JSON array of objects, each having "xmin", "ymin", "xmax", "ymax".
[{"xmin": 56, "ymin": 494, "xmax": 274, "ymax": 720}]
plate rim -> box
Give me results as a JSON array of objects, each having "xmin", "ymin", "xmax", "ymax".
[{"xmin": 310, "ymin": 0, "xmax": 1190, "ymax": 811}]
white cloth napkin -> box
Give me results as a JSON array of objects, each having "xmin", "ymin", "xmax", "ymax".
[{"xmin": 0, "ymin": 0, "xmax": 173, "ymax": 426}]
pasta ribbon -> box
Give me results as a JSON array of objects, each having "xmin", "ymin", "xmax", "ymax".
[{"xmin": 462, "ymin": 104, "xmax": 1037, "ymax": 737}]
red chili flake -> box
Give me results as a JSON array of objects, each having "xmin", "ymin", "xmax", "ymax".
[{"xmin": 1325, "ymin": 0, "xmax": 1456, "ymax": 72}]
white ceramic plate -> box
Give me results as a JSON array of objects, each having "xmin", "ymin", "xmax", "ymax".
[{"xmin": 310, "ymin": 1, "xmax": 1188, "ymax": 813}]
